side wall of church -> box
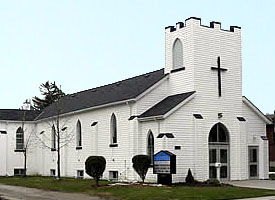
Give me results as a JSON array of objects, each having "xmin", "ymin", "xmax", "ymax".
[
  {"xmin": 138, "ymin": 99, "xmax": 198, "ymax": 183},
  {"xmin": 242, "ymin": 102, "xmax": 269, "ymax": 179},
  {"xmin": 0, "ymin": 121, "xmax": 39, "ymax": 176},
  {"xmin": 138, "ymin": 97, "xmax": 267, "ymax": 182},
  {"xmin": 34, "ymin": 102, "xmax": 140, "ymax": 181},
  {"xmin": 136, "ymin": 77, "xmax": 169, "ymax": 115}
]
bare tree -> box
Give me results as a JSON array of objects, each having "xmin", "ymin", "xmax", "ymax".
[
  {"xmin": 19, "ymin": 99, "xmax": 37, "ymax": 177},
  {"xmin": 35, "ymin": 96, "xmax": 74, "ymax": 180}
]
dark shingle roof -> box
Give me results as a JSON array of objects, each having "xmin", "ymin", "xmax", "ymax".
[
  {"xmin": 266, "ymin": 114, "xmax": 274, "ymax": 124},
  {"xmin": 36, "ymin": 69, "xmax": 166, "ymax": 120},
  {"xmin": 138, "ymin": 91, "xmax": 195, "ymax": 118},
  {"xmin": 0, "ymin": 109, "xmax": 41, "ymax": 121}
]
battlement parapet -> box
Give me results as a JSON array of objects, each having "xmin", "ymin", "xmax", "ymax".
[{"xmin": 165, "ymin": 17, "xmax": 241, "ymax": 33}]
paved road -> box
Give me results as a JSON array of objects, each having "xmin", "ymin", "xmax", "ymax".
[
  {"xmin": 0, "ymin": 184, "xmax": 107, "ymax": 200},
  {"xmin": 0, "ymin": 180, "xmax": 274, "ymax": 200}
]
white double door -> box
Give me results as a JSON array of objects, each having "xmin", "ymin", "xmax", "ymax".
[{"xmin": 209, "ymin": 145, "xmax": 229, "ymax": 181}]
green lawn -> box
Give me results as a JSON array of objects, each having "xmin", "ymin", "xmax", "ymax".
[{"xmin": 0, "ymin": 176, "xmax": 274, "ymax": 200}]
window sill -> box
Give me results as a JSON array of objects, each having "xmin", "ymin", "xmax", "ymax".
[
  {"xmin": 14, "ymin": 149, "xmax": 25, "ymax": 152},
  {"xmin": 109, "ymin": 144, "xmax": 118, "ymax": 147},
  {"xmin": 76, "ymin": 146, "xmax": 82, "ymax": 150},
  {"xmin": 171, "ymin": 67, "xmax": 185, "ymax": 73},
  {"xmin": 51, "ymin": 148, "xmax": 56, "ymax": 151}
]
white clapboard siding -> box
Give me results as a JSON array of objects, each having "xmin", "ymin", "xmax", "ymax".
[
  {"xmin": 242, "ymin": 101, "xmax": 269, "ymax": 179},
  {"xmin": 0, "ymin": 17, "xmax": 269, "ymax": 183}
]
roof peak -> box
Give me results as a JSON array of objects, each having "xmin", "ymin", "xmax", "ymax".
[{"xmin": 68, "ymin": 68, "xmax": 164, "ymax": 97}]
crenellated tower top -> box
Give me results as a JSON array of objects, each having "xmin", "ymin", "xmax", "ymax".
[{"xmin": 165, "ymin": 17, "xmax": 241, "ymax": 34}]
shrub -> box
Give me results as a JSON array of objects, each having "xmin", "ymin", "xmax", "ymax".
[
  {"xmin": 185, "ymin": 168, "xmax": 195, "ymax": 183},
  {"xmin": 132, "ymin": 155, "xmax": 151, "ymax": 183},
  {"xmin": 204, "ymin": 178, "xmax": 221, "ymax": 186},
  {"xmin": 269, "ymin": 166, "xmax": 275, "ymax": 172},
  {"xmin": 85, "ymin": 156, "xmax": 106, "ymax": 186},
  {"xmin": 270, "ymin": 174, "xmax": 275, "ymax": 180}
]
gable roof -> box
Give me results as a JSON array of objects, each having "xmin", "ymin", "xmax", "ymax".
[
  {"xmin": 242, "ymin": 96, "xmax": 273, "ymax": 124},
  {"xmin": 138, "ymin": 91, "xmax": 196, "ymax": 120},
  {"xmin": 266, "ymin": 114, "xmax": 274, "ymax": 124},
  {"xmin": 0, "ymin": 109, "xmax": 41, "ymax": 121},
  {"xmin": 36, "ymin": 69, "xmax": 166, "ymax": 120}
]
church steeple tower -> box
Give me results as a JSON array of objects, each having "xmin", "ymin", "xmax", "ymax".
[{"xmin": 165, "ymin": 17, "xmax": 242, "ymax": 103}]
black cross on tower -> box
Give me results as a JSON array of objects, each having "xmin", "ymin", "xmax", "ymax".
[{"xmin": 211, "ymin": 57, "xmax": 228, "ymax": 97}]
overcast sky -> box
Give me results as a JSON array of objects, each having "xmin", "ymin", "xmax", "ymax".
[{"xmin": 0, "ymin": 0, "xmax": 274, "ymax": 114}]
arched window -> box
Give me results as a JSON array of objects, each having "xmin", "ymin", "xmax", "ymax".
[
  {"xmin": 76, "ymin": 120, "xmax": 82, "ymax": 147},
  {"xmin": 110, "ymin": 113, "xmax": 117, "ymax": 144},
  {"xmin": 147, "ymin": 130, "xmax": 154, "ymax": 165},
  {"xmin": 209, "ymin": 123, "xmax": 229, "ymax": 143},
  {"xmin": 51, "ymin": 125, "xmax": 56, "ymax": 150},
  {"xmin": 16, "ymin": 127, "xmax": 24, "ymax": 150},
  {"xmin": 172, "ymin": 38, "xmax": 183, "ymax": 70}
]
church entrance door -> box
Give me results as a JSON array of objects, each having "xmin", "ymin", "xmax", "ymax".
[
  {"xmin": 248, "ymin": 146, "xmax": 259, "ymax": 179},
  {"xmin": 208, "ymin": 123, "xmax": 230, "ymax": 181}
]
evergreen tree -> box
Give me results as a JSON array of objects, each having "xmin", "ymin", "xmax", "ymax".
[
  {"xmin": 185, "ymin": 168, "xmax": 195, "ymax": 183},
  {"xmin": 32, "ymin": 81, "xmax": 65, "ymax": 110}
]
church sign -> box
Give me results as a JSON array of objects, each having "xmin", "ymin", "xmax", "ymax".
[{"xmin": 153, "ymin": 151, "xmax": 176, "ymax": 174}]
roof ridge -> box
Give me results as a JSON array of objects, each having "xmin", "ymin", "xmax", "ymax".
[
  {"xmin": 67, "ymin": 68, "xmax": 164, "ymax": 96},
  {"xmin": 0, "ymin": 109, "xmax": 38, "ymax": 112},
  {"xmin": 35, "ymin": 68, "xmax": 166, "ymax": 120}
]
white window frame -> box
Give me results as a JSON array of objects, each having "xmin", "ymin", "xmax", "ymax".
[
  {"xmin": 77, "ymin": 170, "xmax": 84, "ymax": 179},
  {"xmin": 109, "ymin": 171, "xmax": 118, "ymax": 181},
  {"xmin": 110, "ymin": 113, "xmax": 117, "ymax": 145},
  {"xmin": 16, "ymin": 127, "xmax": 24, "ymax": 150},
  {"xmin": 50, "ymin": 169, "xmax": 56, "ymax": 177},
  {"xmin": 76, "ymin": 120, "xmax": 82, "ymax": 148}
]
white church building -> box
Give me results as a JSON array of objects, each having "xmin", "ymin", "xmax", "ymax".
[{"xmin": 0, "ymin": 17, "xmax": 272, "ymax": 182}]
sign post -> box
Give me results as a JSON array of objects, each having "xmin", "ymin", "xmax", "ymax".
[{"xmin": 153, "ymin": 151, "xmax": 176, "ymax": 185}]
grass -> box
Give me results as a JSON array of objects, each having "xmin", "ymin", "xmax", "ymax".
[{"xmin": 0, "ymin": 176, "xmax": 274, "ymax": 200}]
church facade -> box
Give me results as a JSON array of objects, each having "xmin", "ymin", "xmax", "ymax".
[{"xmin": 0, "ymin": 17, "xmax": 272, "ymax": 182}]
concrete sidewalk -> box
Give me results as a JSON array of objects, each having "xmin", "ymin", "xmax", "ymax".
[
  {"xmin": 234, "ymin": 197, "xmax": 275, "ymax": 200},
  {"xmin": 0, "ymin": 184, "xmax": 107, "ymax": 200},
  {"xmin": 229, "ymin": 180, "xmax": 275, "ymax": 190},
  {"xmin": 229, "ymin": 180, "xmax": 275, "ymax": 200}
]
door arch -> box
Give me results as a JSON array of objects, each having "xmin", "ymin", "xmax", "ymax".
[{"xmin": 208, "ymin": 123, "xmax": 230, "ymax": 180}]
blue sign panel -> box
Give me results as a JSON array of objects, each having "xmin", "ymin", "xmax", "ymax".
[
  {"xmin": 154, "ymin": 152, "xmax": 171, "ymax": 161},
  {"xmin": 153, "ymin": 151, "xmax": 176, "ymax": 174}
]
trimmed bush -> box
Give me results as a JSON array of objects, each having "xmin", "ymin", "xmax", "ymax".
[
  {"xmin": 132, "ymin": 155, "xmax": 151, "ymax": 183},
  {"xmin": 185, "ymin": 168, "xmax": 195, "ymax": 183},
  {"xmin": 85, "ymin": 156, "xmax": 106, "ymax": 186},
  {"xmin": 204, "ymin": 178, "xmax": 221, "ymax": 186}
]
